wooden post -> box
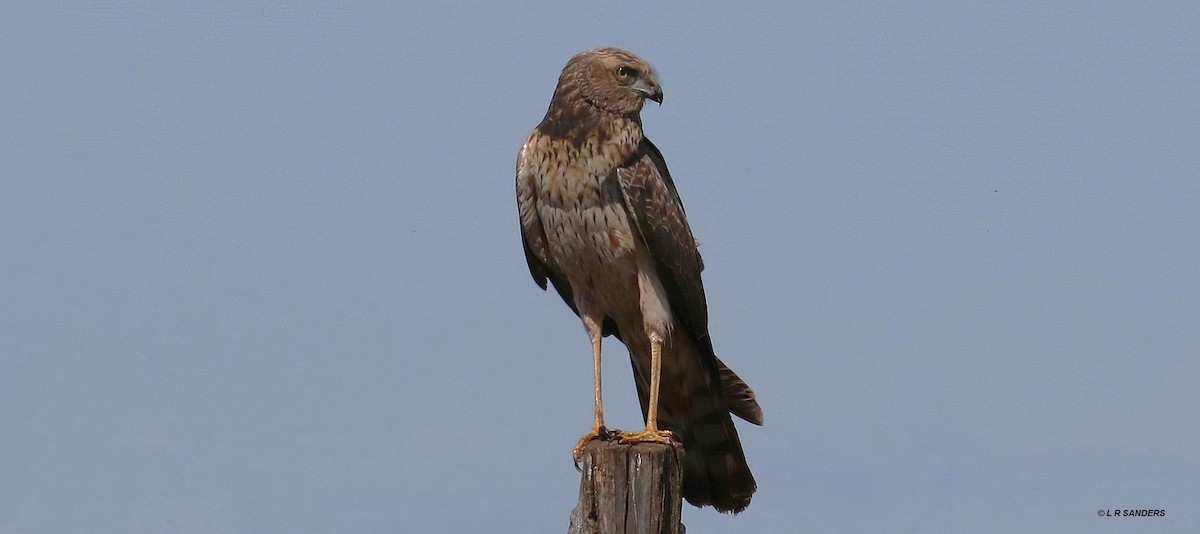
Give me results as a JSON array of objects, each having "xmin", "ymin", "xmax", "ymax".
[{"xmin": 568, "ymin": 434, "xmax": 685, "ymax": 534}]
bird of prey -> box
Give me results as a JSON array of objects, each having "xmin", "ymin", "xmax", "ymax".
[{"xmin": 516, "ymin": 47, "xmax": 763, "ymax": 513}]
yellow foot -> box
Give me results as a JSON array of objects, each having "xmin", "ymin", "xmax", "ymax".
[
  {"xmin": 619, "ymin": 428, "xmax": 673, "ymax": 446},
  {"xmin": 572, "ymin": 426, "xmax": 608, "ymax": 460}
]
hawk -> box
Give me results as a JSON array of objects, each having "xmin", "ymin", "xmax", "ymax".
[{"xmin": 516, "ymin": 47, "xmax": 763, "ymax": 513}]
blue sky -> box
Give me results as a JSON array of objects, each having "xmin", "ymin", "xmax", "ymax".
[{"xmin": 2, "ymin": 2, "xmax": 1197, "ymax": 532}]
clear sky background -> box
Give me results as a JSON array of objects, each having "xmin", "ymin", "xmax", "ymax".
[{"xmin": 2, "ymin": 2, "xmax": 1197, "ymax": 533}]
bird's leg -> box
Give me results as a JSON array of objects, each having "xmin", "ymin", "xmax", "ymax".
[
  {"xmin": 620, "ymin": 333, "xmax": 673, "ymax": 446},
  {"xmin": 573, "ymin": 317, "xmax": 607, "ymax": 460}
]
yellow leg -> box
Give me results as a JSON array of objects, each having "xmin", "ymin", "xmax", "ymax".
[
  {"xmin": 620, "ymin": 333, "xmax": 673, "ymax": 446},
  {"xmin": 573, "ymin": 324, "xmax": 607, "ymax": 460},
  {"xmin": 647, "ymin": 333, "xmax": 662, "ymax": 431}
]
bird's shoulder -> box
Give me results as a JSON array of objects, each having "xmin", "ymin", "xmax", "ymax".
[{"xmin": 616, "ymin": 138, "xmax": 704, "ymax": 271}]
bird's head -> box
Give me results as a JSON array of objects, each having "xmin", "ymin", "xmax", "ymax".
[{"xmin": 568, "ymin": 47, "xmax": 663, "ymax": 115}]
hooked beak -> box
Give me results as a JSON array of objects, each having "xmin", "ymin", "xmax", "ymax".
[{"xmin": 633, "ymin": 77, "xmax": 664, "ymax": 105}]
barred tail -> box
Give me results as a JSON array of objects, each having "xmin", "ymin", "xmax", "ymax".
[{"xmin": 629, "ymin": 333, "xmax": 762, "ymax": 513}]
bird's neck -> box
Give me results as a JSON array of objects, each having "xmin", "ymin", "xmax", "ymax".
[{"xmin": 538, "ymin": 95, "xmax": 643, "ymax": 150}]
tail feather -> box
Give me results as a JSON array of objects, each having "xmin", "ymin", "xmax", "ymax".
[
  {"xmin": 627, "ymin": 334, "xmax": 760, "ymax": 513},
  {"xmin": 717, "ymin": 358, "xmax": 764, "ymax": 426},
  {"xmin": 670, "ymin": 408, "xmax": 756, "ymax": 513}
]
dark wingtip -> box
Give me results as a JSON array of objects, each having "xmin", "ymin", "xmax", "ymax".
[
  {"xmin": 717, "ymin": 359, "xmax": 764, "ymax": 425},
  {"xmin": 736, "ymin": 405, "xmax": 765, "ymax": 426}
]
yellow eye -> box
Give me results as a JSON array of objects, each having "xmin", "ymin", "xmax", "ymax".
[{"xmin": 615, "ymin": 66, "xmax": 637, "ymax": 80}]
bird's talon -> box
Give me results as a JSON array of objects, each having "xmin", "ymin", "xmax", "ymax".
[
  {"xmin": 619, "ymin": 428, "xmax": 673, "ymax": 446},
  {"xmin": 572, "ymin": 426, "xmax": 607, "ymax": 460}
]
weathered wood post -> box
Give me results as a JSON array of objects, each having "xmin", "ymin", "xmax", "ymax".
[{"xmin": 568, "ymin": 434, "xmax": 686, "ymax": 534}]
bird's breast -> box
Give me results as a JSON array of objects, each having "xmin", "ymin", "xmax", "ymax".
[{"xmin": 532, "ymin": 154, "xmax": 638, "ymax": 284}]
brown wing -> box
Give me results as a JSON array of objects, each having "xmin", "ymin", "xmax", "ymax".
[
  {"xmin": 516, "ymin": 141, "xmax": 571, "ymax": 301},
  {"xmin": 616, "ymin": 139, "xmax": 712, "ymax": 349},
  {"xmin": 616, "ymin": 138, "xmax": 764, "ymax": 513},
  {"xmin": 615, "ymin": 138, "xmax": 762, "ymax": 424}
]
